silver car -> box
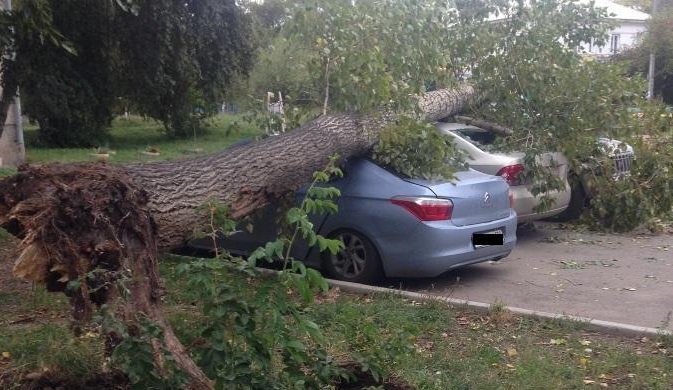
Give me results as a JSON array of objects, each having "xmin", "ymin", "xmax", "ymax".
[
  {"xmin": 437, "ymin": 122, "xmax": 571, "ymax": 223},
  {"xmin": 190, "ymin": 157, "xmax": 517, "ymax": 283}
]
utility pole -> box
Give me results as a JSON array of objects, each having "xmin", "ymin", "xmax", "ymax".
[
  {"xmin": 0, "ymin": 0, "xmax": 25, "ymax": 167},
  {"xmin": 647, "ymin": 0, "xmax": 664, "ymax": 100}
]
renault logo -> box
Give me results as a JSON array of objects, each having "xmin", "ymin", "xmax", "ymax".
[{"xmin": 483, "ymin": 192, "xmax": 492, "ymax": 207}]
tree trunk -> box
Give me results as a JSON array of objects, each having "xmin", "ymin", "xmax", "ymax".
[
  {"xmin": 0, "ymin": 84, "xmax": 476, "ymax": 389},
  {"xmin": 126, "ymin": 85, "xmax": 477, "ymax": 249},
  {"xmin": 0, "ymin": 94, "xmax": 25, "ymax": 167},
  {"xmin": 0, "ymin": 0, "xmax": 24, "ymax": 167}
]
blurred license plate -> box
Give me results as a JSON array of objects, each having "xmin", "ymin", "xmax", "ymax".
[{"xmin": 473, "ymin": 229, "xmax": 504, "ymax": 248}]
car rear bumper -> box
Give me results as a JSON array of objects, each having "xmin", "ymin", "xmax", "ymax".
[
  {"xmin": 377, "ymin": 210, "xmax": 518, "ymax": 278},
  {"xmin": 512, "ymin": 185, "xmax": 571, "ymax": 223}
]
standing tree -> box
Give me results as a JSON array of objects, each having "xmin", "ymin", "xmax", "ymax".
[
  {"xmin": 620, "ymin": 0, "xmax": 673, "ymax": 104},
  {"xmin": 0, "ymin": 0, "xmax": 70, "ymax": 163},
  {"xmin": 1, "ymin": 0, "xmax": 257, "ymax": 149},
  {"xmin": 116, "ymin": 0, "xmax": 257, "ymax": 138},
  {"xmin": 16, "ymin": 1, "xmax": 117, "ymax": 146}
]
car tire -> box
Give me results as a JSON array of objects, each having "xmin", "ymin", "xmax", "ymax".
[
  {"xmin": 322, "ymin": 230, "xmax": 383, "ymax": 284},
  {"xmin": 549, "ymin": 178, "xmax": 587, "ymax": 222}
]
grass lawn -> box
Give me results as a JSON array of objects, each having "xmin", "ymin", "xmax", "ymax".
[
  {"xmin": 22, "ymin": 114, "xmax": 262, "ymax": 165},
  {"xmin": 1, "ymin": 244, "xmax": 672, "ymax": 389}
]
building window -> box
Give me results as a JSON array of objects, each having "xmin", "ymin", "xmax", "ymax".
[{"xmin": 610, "ymin": 34, "xmax": 620, "ymax": 53}]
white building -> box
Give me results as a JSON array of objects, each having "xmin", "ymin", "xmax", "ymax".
[{"xmin": 580, "ymin": 0, "xmax": 650, "ymax": 57}]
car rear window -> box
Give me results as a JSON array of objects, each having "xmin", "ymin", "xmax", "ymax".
[
  {"xmin": 455, "ymin": 129, "xmax": 496, "ymax": 146},
  {"xmin": 366, "ymin": 156, "xmax": 468, "ymax": 181},
  {"xmin": 453, "ymin": 128, "xmax": 511, "ymax": 153}
]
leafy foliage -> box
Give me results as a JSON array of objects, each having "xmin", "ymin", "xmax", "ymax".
[
  {"xmin": 104, "ymin": 314, "xmax": 189, "ymax": 389},
  {"xmin": 241, "ymin": 0, "xmax": 468, "ymax": 177},
  {"xmin": 176, "ymin": 157, "xmax": 344, "ymax": 388},
  {"xmin": 1, "ymin": 0, "xmax": 257, "ymax": 146},
  {"xmin": 373, "ymin": 117, "xmax": 462, "ymax": 181},
  {"xmin": 14, "ymin": 2, "xmax": 116, "ymax": 147},
  {"xmin": 0, "ymin": 0, "xmax": 73, "ymax": 123},
  {"xmin": 461, "ymin": 0, "xmax": 673, "ymax": 228},
  {"xmin": 619, "ymin": 3, "xmax": 673, "ymax": 104},
  {"xmin": 289, "ymin": 0, "xmax": 459, "ymax": 114},
  {"xmin": 242, "ymin": 36, "xmax": 319, "ymax": 108},
  {"xmin": 242, "ymin": 0, "xmax": 673, "ymax": 229},
  {"xmin": 586, "ymin": 104, "xmax": 673, "ymax": 231},
  {"xmin": 116, "ymin": 0, "xmax": 257, "ymax": 138},
  {"xmin": 247, "ymin": 154, "xmax": 344, "ymax": 270}
]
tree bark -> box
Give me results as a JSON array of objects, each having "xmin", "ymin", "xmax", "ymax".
[
  {"xmin": 0, "ymin": 84, "xmax": 476, "ymax": 389},
  {"xmin": 454, "ymin": 115, "xmax": 514, "ymax": 136}
]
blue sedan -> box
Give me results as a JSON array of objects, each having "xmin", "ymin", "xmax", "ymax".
[{"xmin": 190, "ymin": 157, "xmax": 517, "ymax": 283}]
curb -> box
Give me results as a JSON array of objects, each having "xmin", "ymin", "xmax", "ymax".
[{"xmin": 325, "ymin": 279, "xmax": 673, "ymax": 338}]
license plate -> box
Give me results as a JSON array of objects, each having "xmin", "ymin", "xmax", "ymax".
[{"xmin": 473, "ymin": 229, "xmax": 504, "ymax": 248}]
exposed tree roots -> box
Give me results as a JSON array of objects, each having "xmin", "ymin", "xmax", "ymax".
[{"xmin": 0, "ymin": 163, "xmax": 213, "ymax": 389}]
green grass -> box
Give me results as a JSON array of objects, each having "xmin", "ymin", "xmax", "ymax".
[
  {"xmin": 0, "ymin": 166, "xmax": 16, "ymax": 177},
  {"xmin": 310, "ymin": 293, "xmax": 673, "ymax": 389},
  {"xmin": 0, "ymin": 324, "xmax": 104, "ymax": 385},
  {"xmin": 0, "ymin": 227, "xmax": 12, "ymax": 241},
  {"xmin": 1, "ymin": 257, "xmax": 672, "ymax": 389},
  {"xmin": 22, "ymin": 114, "xmax": 262, "ymax": 164}
]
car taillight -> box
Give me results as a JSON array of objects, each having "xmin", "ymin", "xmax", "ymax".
[
  {"xmin": 496, "ymin": 164, "xmax": 525, "ymax": 186},
  {"xmin": 390, "ymin": 196, "xmax": 453, "ymax": 221}
]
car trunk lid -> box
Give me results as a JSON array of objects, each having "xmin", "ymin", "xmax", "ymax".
[{"xmin": 405, "ymin": 170, "xmax": 511, "ymax": 226}]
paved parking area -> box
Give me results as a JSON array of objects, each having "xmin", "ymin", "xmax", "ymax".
[{"xmin": 393, "ymin": 222, "xmax": 673, "ymax": 331}]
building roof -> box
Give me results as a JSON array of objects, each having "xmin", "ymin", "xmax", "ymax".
[
  {"xmin": 487, "ymin": 1, "xmax": 650, "ymax": 22},
  {"xmin": 588, "ymin": 0, "xmax": 650, "ymax": 21}
]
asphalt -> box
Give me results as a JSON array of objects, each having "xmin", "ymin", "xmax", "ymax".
[{"xmin": 332, "ymin": 222, "xmax": 673, "ymax": 336}]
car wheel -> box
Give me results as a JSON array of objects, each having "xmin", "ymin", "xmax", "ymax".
[
  {"xmin": 322, "ymin": 230, "xmax": 383, "ymax": 284},
  {"xmin": 549, "ymin": 178, "xmax": 587, "ymax": 222}
]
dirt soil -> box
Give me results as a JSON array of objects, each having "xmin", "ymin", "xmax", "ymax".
[{"xmin": 395, "ymin": 222, "xmax": 673, "ymax": 332}]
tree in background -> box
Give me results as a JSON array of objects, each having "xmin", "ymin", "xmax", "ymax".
[
  {"xmin": 618, "ymin": 1, "xmax": 673, "ymax": 104},
  {"xmin": 0, "ymin": 0, "xmax": 68, "ymax": 142},
  {"xmin": 1, "ymin": 0, "xmax": 256, "ymax": 146},
  {"xmin": 116, "ymin": 0, "xmax": 256, "ymax": 138},
  {"xmin": 16, "ymin": 1, "xmax": 117, "ymax": 146}
]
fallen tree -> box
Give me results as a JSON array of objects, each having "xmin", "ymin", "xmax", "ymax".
[
  {"xmin": 454, "ymin": 115, "xmax": 514, "ymax": 136},
  {"xmin": 0, "ymin": 85, "xmax": 477, "ymax": 388}
]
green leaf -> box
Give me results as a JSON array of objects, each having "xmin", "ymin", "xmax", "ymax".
[{"xmin": 286, "ymin": 207, "xmax": 304, "ymax": 224}]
